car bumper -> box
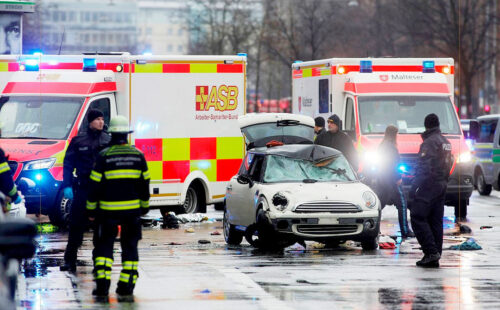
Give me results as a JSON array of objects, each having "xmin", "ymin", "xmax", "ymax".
[{"xmin": 269, "ymin": 210, "xmax": 380, "ymax": 241}]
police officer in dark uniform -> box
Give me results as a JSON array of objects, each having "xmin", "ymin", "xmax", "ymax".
[
  {"xmin": 315, "ymin": 114, "xmax": 359, "ymax": 171},
  {"xmin": 314, "ymin": 116, "xmax": 326, "ymax": 139},
  {"xmin": 60, "ymin": 109, "xmax": 110, "ymax": 272},
  {"xmin": 87, "ymin": 115, "xmax": 150, "ymax": 297},
  {"xmin": 410, "ymin": 114, "xmax": 452, "ymax": 268}
]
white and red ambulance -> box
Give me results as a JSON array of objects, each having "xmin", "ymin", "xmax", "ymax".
[
  {"xmin": 0, "ymin": 53, "xmax": 246, "ymax": 225},
  {"xmin": 292, "ymin": 58, "xmax": 472, "ymax": 215}
]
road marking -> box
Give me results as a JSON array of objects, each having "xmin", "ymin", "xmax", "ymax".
[{"xmin": 219, "ymin": 268, "xmax": 292, "ymax": 310}]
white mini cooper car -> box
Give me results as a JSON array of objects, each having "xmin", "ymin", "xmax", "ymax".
[{"xmin": 223, "ymin": 113, "xmax": 381, "ymax": 250}]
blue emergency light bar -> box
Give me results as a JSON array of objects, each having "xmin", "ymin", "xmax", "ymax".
[
  {"xmin": 237, "ymin": 53, "xmax": 247, "ymax": 57},
  {"xmin": 422, "ymin": 60, "xmax": 435, "ymax": 73},
  {"xmin": 24, "ymin": 59, "xmax": 39, "ymax": 71},
  {"xmin": 398, "ymin": 164, "xmax": 408, "ymax": 173},
  {"xmin": 83, "ymin": 58, "xmax": 97, "ymax": 72},
  {"xmin": 360, "ymin": 60, "xmax": 373, "ymax": 73}
]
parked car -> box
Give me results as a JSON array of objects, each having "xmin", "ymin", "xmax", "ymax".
[
  {"xmin": 223, "ymin": 113, "xmax": 381, "ymax": 250},
  {"xmin": 472, "ymin": 115, "xmax": 500, "ymax": 196}
]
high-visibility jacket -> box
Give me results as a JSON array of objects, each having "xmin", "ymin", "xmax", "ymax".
[
  {"xmin": 86, "ymin": 143, "xmax": 150, "ymax": 217},
  {"xmin": 0, "ymin": 147, "xmax": 19, "ymax": 202}
]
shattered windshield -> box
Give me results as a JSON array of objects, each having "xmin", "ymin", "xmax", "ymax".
[
  {"xmin": 0, "ymin": 96, "xmax": 83, "ymax": 139},
  {"xmin": 263, "ymin": 155, "xmax": 356, "ymax": 183}
]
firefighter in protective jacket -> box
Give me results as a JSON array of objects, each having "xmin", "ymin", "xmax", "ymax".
[
  {"xmin": 87, "ymin": 115, "xmax": 150, "ymax": 297},
  {"xmin": 0, "ymin": 147, "xmax": 21, "ymax": 211}
]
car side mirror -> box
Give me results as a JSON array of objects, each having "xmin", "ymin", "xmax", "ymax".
[
  {"xmin": 468, "ymin": 120, "xmax": 479, "ymax": 140},
  {"xmin": 237, "ymin": 175, "xmax": 254, "ymax": 187}
]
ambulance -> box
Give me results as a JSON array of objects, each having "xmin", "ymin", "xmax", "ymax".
[
  {"xmin": 0, "ymin": 53, "xmax": 246, "ymax": 226},
  {"xmin": 292, "ymin": 58, "xmax": 473, "ymax": 216}
]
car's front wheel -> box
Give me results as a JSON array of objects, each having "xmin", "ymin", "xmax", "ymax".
[
  {"xmin": 223, "ymin": 209, "xmax": 243, "ymax": 245},
  {"xmin": 48, "ymin": 190, "xmax": 71, "ymax": 229},
  {"xmin": 361, "ymin": 236, "xmax": 379, "ymax": 250},
  {"xmin": 476, "ymin": 171, "xmax": 492, "ymax": 196}
]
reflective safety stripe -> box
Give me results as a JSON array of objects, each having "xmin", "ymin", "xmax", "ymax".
[
  {"xmin": 105, "ymin": 258, "xmax": 113, "ymax": 267},
  {"xmin": 95, "ymin": 257, "xmax": 106, "ymax": 266},
  {"xmin": 0, "ymin": 162, "xmax": 10, "ymax": 174},
  {"xmin": 105, "ymin": 270, "xmax": 111, "ymax": 280},
  {"xmin": 100, "ymin": 200, "xmax": 140, "ymax": 210},
  {"xmin": 133, "ymin": 275, "xmax": 137, "ymax": 284},
  {"xmin": 95, "ymin": 270, "xmax": 106, "ymax": 279},
  {"xmin": 90, "ymin": 170, "xmax": 102, "ymax": 182},
  {"xmin": 143, "ymin": 170, "xmax": 150, "ymax": 180},
  {"xmin": 104, "ymin": 169, "xmax": 142, "ymax": 179},
  {"xmin": 140, "ymin": 200, "xmax": 149, "ymax": 208},
  {"xmin": 86, "ymin": 201, "xmax": 97, "ymax": 210},
  {"xmin": 122, "ymin": 261, "xmax": 138, "ymax": 270},
  {"xmin": 119, "ymin": 272, "xmax": 130, "ymax": 283},
  {"xmin": 8, "ymin": 185, "xmax": 17, "ymax": 197}
]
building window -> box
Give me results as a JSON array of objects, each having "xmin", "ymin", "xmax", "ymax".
[
  {"xmin": 168, "ymin": 44, "xmax": 173, "ymax": 52},
  {"xmin": 93, "ymin": 12, "xmax": 98, "ymax": 23},
  {"xmin": 60, "ymin": 12, "xmax": 66, "ymax": 22},
  {"xmin": 53, "ymin": 11, "xmax": 59, "ymax": 22},
  {"xmin": 178, "ymin": 28, "xmax": 183, "ymax": 36},
  {"xmin": 177, "ymin": 45, "xmax": 183, "ymax": 52}
]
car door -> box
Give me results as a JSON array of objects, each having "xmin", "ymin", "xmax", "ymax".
[{"xmin": 477, "ymin": 119, "xmax": 497, "ymax": 182}]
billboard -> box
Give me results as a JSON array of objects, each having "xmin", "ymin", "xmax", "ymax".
[{"xmin": 0, "ymin": 13, "xmax": 21, "ymax": 54}]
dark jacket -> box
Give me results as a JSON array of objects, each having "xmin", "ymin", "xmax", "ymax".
[
  {"xmin": 0, "ymin": 148, "xmax": 19, "ymax": 201},
  {"xmin": 315, "ymin": 127, "xmax": 326, "ymax": 137},
  {"xmin": 63, "ymin": 129, "xmax": 110, "ymax": 188},
  {"xmin": 315, "ymin": 130, "xmax": 359, "ymax": 171},
  {"xmin": 86, "ymin": 143, "xmax": 150, "ymax": 218},
  {"xmin": 411, "ymin": 127, "xmax": 452, "ymax": 194},
  {"xmin": 377, "ymin": 140, "xmax": 401, "ymax": 185}
]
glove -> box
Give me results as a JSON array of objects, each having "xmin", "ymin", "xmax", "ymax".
[
  {"xmin": 13, "ymin": 196, "xmax": 22, "ymax": 204},
  {"xmin": 63, "ymin": 187, "xmax": 74, "ymax": 200}
]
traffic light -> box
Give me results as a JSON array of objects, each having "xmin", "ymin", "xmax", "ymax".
[{"xmin": 484, "ymin": 104, "xmax": 491, "ymax": 114}]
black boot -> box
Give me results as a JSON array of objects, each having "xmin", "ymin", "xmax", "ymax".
[
  {"xmin": 60, "ymin": 262, "xmax": 76, "ymax": 272},
  {"xmin": 416, "ymin": 252, "xmax": 440, "ymax": 268},
  {"xmin": 116, "ymin": 282, "xmax": 134, "ymax": 296},
  {"xmin": 92, "ymin": 279, "xmax": 110, "ymax": 297}
]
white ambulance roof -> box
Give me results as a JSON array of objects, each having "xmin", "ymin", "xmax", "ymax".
[
  {"xmin": 238, "ymin": 113, "xmax": 314, "ymax": 129},
  {"xmin": 8, "ymin": 70, "xmax": 116, "ymax": 84},
  {"xmin": 292, "ymin": 57, "xmax": 454, "ymax": 69}
]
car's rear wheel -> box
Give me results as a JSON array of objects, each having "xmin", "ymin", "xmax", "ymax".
[
  {"xmin": 361, "ymin": 236, "xmax": 379, "ymax": 250},
  {"xmin": 223, "ymin": 209, "xmax": 243, "ymax": 245},
  {"xmin": 476, "ymin": 171, "xmax": 492, "ymax": 196}
]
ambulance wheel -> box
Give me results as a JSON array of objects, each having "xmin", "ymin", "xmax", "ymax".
[
  {"xmin": 223, "ymin": 209, "xmax": 243, "ymax": 245},
  {"xmin": 476, "ymin": 171, "xmax": 492, "ymax": 196},
  {"xmin": 48, "ymin": 190, "xmax": 71, "ymax": 229},
  {"xmin": 180, "ymin": 183, "xmax": 206, "ymax": 214}
]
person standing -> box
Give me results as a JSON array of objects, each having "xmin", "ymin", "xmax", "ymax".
[
  {"xmin": 314, "ymin": 116, "xmax": 326, "ymax": 139},
  {"xmin": 0, "ymin": 147, "xmax": 21, "ymax": 209},
  {"xmin": 315, "ymin": 114, "xmax": 358, "ymax": 171},
  {"xmin": 60, "ymin": 109, "xmax": 110, "ymax": 272},
  {"xmin": 87, "ymin": 115, "xmax": 150, "ymax": 297},
  {"xmin": 375, "ymin": 125, "xmax": 414, "ymax": 239},
  {"xmin": 410, "ymin": 114, "xmax": 452, "ymax": 268}
]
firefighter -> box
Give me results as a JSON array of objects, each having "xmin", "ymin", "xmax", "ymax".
[
  {"xmin": 87, "ymin": 115, "xmax": 150, "ymax": 297},
  {"xmin": 60, "ymin": 109, "xmax": 110, "ymax": 272},
  {"xmin": 315, "ymin": 114, "xmax": 358, "ymax": 171},
  {"xmin": 410, "ymin": 114, "xmax": 452, "ymax": 268},
  {"xmin": 375, "ymin": 125, "xmax": 414, "ymax": 239},
  {"xmin": 314, "ymin": 116, "xmax": 326, "ymax": 139},
  {"xmin": 0, "ymin": 147, "xmax": 21, "ymax": 211}
]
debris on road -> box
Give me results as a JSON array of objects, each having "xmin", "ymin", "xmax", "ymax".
[
  {"xmin": 480, "ymin": 226, "xmax": 493, "ymax": 230},
  {"xmin": 175, "ymin": 213, "xmax": 209, "ymax": 223},
  {"xmin": 185, "ymin": 227, "xmax": 195, "ymax": 233},
  {"xmin": 198, "ymin": 239, "xmax": 211, "ymax": 244},
  {"xmin": 459, "ymin": 224, "xmax": 472, "ymax": 234},
  {"xmin": 310, "ymin": 242, "xmax": 326, "ymax": 249},
  {"xmin": 378, "ymin": 235, "xmax": 396, "ymax": 249},
  {"xmin": 449, "ymin": 238, "xmax": 482, "ymax": 251},
  {"xmin": 210, "ymin": 231, "xmax": 221, "ymax": 235},
  {"xmin": 164, "ymin": 242, "xmax": 183, "ymax": 245},
  {"xmin": 286, "ymin": 242, "xmax": 306, "ymax": 251},
  {"xmin": 162, "ymin": 212, "xmax": 179, "ymax": 229}
]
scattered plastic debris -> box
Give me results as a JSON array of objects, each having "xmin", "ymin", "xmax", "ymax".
[
  {"xmin": 480, "ymin": 226, "xmax": 493, "ymax": 230},
  {"xmin": 210, "ymin": 231, "xmax": 221, "ymax": 236},
  {"xmin": 162, "ymin": 212, "xmax": 179, "ymax": 229},
  {"xmin": 185, "ymin": 227, "xmax": 195, "ymax": 233},
  {"xmin": 449, "ymin": 238, "xmax": 482, "ymax": 251},
  {"xmin": 378, "ymin": 235, "xmax": 396, "ymax": 249},
  {"xmin": 164, "ymin": 242, "xmax": 183, "ymax": 245},
  {"xmin": 310, "ymin": 242, "xmax": 325, "ymax": 249},
  {"xmin": 175, "ymin": 213, "xmax": 209, "ymax": 223},
  {"xmin": 150, "ymin": 243, "xmax": 158, "ymax": 246},
  {"xmin": 198, "ymin": 239, "xmax": 211, "ymax": 244},
  {"xmin": 286, "ymin": 242, "xmax": 306, "ymax": 251}
]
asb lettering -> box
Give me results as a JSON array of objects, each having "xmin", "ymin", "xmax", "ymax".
[{"xmin": 196, "ymin": 85, "xmax": 238, "ymax": 111}]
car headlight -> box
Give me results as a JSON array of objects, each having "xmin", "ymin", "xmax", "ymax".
[
  {"xmin": 362, "ymin": 191, "xmax": 377, "ymax": 209},
  {"xmin": 272, "ymin": 192, "xmax": 289, "ymax": 212},
  {"xmin": 457, "ymin": 151, "xmax": 472, "ymax": 163},
  {"xmin": 24, "ymin": 158, "xmax": 56, "ymax": 170},
  {"xmin": 363, "ymin": 151, "xmax": 381, "ymax": 165}
]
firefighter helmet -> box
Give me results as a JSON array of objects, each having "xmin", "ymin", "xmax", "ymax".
[{"xmin": 108, "ymin": 115, "xmax": 132, "ymax": 133}]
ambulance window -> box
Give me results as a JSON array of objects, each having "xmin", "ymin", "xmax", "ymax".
[
  {"xmin": 319, "ymin": 79, "xmax": 329, "ymax": 114},
  {"xmin": 477, "ymin": 120, "xmax": 497, "ymax": 143},
  {"xmin": 345, "ymin": 98, "xmax": 355, "ymax": 131},
  {"xmin": 79, "ymin": 98, "xmax": 111, "ymax": 134}
]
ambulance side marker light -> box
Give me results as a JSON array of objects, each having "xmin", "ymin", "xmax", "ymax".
[
  {"xmin": 337, "ymin": 66, "xmax": 346, "ymax": 74},
  {"xmin": 83, "ymin": 58, "xmax": 97, "ymax": 72},
  {"xmin": 441, "ymin": 66, "xmax": 451, "ymax": 74},
  {"xmin": 422, "ymin": 60, "xmax": 435, "ymax": 73},
  {"xmin": 116, "ymin": 64, "xmax": 123, "ymax": 72},
  {"xmin": 360, "ymin": 60, "xmax": 372, "ymax": 73}
]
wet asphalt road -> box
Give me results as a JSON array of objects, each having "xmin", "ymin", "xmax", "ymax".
[{"xmin": 15, "ymin": 191, "xmax": 500, "ymax": 310}]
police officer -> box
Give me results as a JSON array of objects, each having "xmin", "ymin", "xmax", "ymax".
[
  {"xmin": 315, "ymin": 114, "xmax": 358, "ymax": 171},
  {"xmin": 314, "ymin": 116, "xmax": 326, "ymax": 139},
  {"xmin": 376, "ymin": 125, "xmax": 414, "ymax": 239},
  {"xmin": 0, "ymin": 147, "xmax": 21, "ymax": 210},
  {"xmin": 410, "ymin": 114, "xmax": 452, "ymax": 268},
  {"xmin": 87, "ymin": 115, "xmax": 150, "ymax": 297},
  {"xmin": 60, "ymin": 109, "xmax": 110, "ymax": 272}
]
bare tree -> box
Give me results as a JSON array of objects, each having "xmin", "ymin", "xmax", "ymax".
[{"xmin": 397, "ymin": 0, "xmax": 500, "ymax": 117}]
